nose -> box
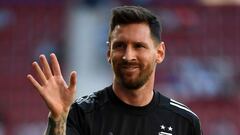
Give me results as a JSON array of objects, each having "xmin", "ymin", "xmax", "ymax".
[{"xmin": 122, "ymin": 45, "xmax": 136, "ymax": 61}]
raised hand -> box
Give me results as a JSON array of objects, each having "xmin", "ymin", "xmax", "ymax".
[{"xmin": 27, "ymin": 53, "xmax": 77, "ymax": 121}]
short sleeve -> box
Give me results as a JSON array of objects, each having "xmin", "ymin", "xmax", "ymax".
[{"xmin": 193, "ymin": 117, "xmax": 203, "ymax": 135}]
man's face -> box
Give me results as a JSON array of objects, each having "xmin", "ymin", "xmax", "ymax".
[{"xmin": 108, "ymin": 23, "xmax": 165, "ymax": 90}]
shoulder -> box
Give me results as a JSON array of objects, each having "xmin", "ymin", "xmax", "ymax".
[
  {"xmin": 156, "ymin": 92, "xmax": 202, "ymax": 134},
  {"xmin": 157, "ymin": 92, "xmax": 201, "ymax": 125},
  {"xmin": 67, "ymin": 87, "xmax": 111, "ymax": 134},
  {"xmin": 71, "ymin": 86, "xmax": 110, "ymax": 113}
]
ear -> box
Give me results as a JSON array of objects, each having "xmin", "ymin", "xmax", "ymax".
[
  {"xmin": 156, "ymin": 41, "xmax": 165, "ymax": 64},
  {"xmin": 107, "ymin": 44, "xmax": 111, "ymax": 64}
]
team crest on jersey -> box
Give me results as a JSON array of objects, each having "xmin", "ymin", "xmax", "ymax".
[{"xmin": 158, "ymin": 124, "xmax": 173, "ymax": 135}]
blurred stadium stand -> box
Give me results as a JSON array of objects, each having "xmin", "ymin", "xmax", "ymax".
[
  {"xmin": 0, "ymin": 0, "xmax": 239, "ymax": 135},
  {"xmin": 0, "ymin": 2, "xmax": 65, "ymax": 135}
]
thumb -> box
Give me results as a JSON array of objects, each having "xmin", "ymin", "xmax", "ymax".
[{"xmin": 68, "ymin": 71, "xmax": 77, "ymax": 90}]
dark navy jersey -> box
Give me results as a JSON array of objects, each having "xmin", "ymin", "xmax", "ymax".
[{"xmin": 66, "ymin": 85, "xmax": 202, "ymax": 135}]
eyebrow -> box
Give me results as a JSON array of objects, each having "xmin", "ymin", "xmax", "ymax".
[
  {"xmin": 112, "ymin": 39, "xmax": 147, "ymax": 45},
  {"xmin": 134, "ymin": 41, "xmax": 147, "ymax": 45}
]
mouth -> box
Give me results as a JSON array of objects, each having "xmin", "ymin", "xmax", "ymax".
[
  {"xmin": 117, "ymin": 61, "xmax": 141, "ymax": 74},
  {"xmin": 122, "ymin": 65, "xmax": 139, "ymax": 68},
  {"xmin": 121, "ymin": 66, "xmax": 139, "ymax": 72}
]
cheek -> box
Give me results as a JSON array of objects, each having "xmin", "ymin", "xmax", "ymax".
[
  {"xmin": 110, "ymin": 51, "xmax": 123, "ymax": 61},
  {"xmin": 140, "ymin": 52, "xmax": 156, "ymax": 64},
  {"xmin": 110, "ymin": 54, "xmax": 121, "ymax": 67}
]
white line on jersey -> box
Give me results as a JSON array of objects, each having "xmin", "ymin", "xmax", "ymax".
[
  {"xmin": 170, "ymin": 99, "xmax": 188, "ymax": 108},
  {"xmin": 170, "ymin": 102, "xmax": 198, "ymax": 118}
]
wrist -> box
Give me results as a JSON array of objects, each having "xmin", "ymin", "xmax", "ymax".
[
  {"xmin": 46, "ymin": 112, "xmax": 68, "ymax": 135},
  {"xmin": 48, "ymin": 111, "xmax": 69, "ymax": 122}
]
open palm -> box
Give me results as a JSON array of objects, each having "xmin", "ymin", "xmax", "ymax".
[{"xmin": 27, "ymin": 53, "xmax": 77, "ymax": 120}]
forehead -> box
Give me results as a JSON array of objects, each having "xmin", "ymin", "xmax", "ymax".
[{"xmin": 110, "ymin": 23, "xmax": 152, "ymax": 43}]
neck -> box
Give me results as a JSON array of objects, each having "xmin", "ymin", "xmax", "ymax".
[{"xmin": 112, "ymin": 74, "xmax": 155, "ymax": 107}]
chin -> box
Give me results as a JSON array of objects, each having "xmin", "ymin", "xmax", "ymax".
[{"xmin": 120, "ymin": 80, "xmax": 145, "ymax": 90}]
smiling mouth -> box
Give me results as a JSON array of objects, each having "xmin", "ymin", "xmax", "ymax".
[
  {"xmin": 121, "ymin": 66, "xmax": 139, "ymax": 73},
  {"xmin": 123, "ymin": 66, "xmax": 138, "ymax": 68},
  {"xmin": 122, "ymin": 65, "xmax": 139, "ymax": 69}
]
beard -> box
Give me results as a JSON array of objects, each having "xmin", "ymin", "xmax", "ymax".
[{"xmin": 112, "ymin": 59, "xmax": 155, "ymax": 90}]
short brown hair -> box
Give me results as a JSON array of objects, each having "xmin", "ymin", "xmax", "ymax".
[{"xmin": 108, "ymin": 6, "xmax": 162, "ymax": 43}]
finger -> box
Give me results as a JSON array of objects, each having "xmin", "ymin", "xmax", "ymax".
[
  {"xmin": 39, "ymin": 54, "xmax": 53, "ymax": 79},
  {"xmin": 50, "ymin": 53, "xmax": 62, "ymax": 76},
  {"xmin": 32, "ymin": 62, "xmax": 47, "ymax": 84},
  {"xmin": 68, "ymin": 71, "xmax": 77, "ymax": 91},
  {"xmin": 27, "ymin": 74, "xmax": 42, "ymax": 91}
]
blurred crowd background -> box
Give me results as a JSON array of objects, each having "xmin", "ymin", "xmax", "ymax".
[{"xmin": 0, "ymin": 0, "xmax": 240, "ymax": 135}]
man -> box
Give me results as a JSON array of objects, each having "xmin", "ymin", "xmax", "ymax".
[{"xmin": 27, "ymin": 6, "xmax": 202, "ymax": 135}]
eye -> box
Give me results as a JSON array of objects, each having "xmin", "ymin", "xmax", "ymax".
[
  {"xmin": 112, "ymin": 42, "xmax": 125, "ymax": 49},
  {"xmin": 135, "ymin": 43, "xmax": 145, "ymax": 48}
]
